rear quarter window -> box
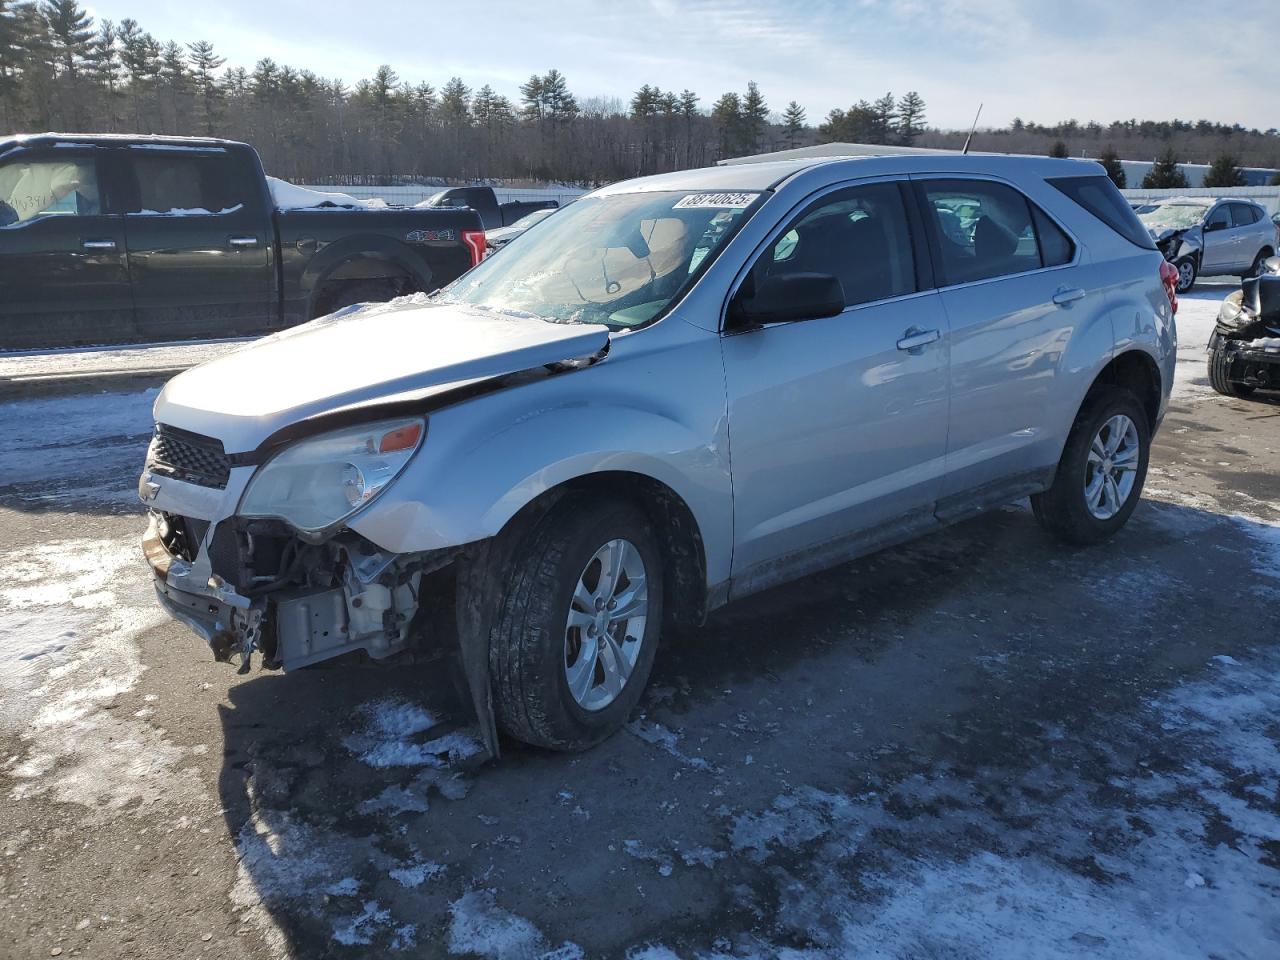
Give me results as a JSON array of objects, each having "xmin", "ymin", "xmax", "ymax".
[{"xmin": 1048, "ymin": 175, "xmax": 1156, "ymax": 251}]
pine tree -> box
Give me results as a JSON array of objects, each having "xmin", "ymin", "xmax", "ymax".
[
  {"xmin": 518, "ymin": 73, "xmax": 543, "ymax": 122},
  {"xmin": 439, "ymin": 76, "xmax": 470, "ymax": 125},
  {"xmin": 40, "ymin": 0, "xmax": 92, "ymax": 80},
  {"xmin": 781, "ymin": 100, "xmax": 805, "ymax": 148},
  {"xmin": 740, "ymin": 80, "xmax": 767, "ymax": 153},
  {"xmin": 541, "ymin": 69, "xmax": 577, "ymax": 124},
  {"xmin": 896, "ymin": 91, "xmax": 925, "ymax": 145},
  {"xmin": 1141, "ymin": 148, "xmax": 1190, "ymax": 189},
  {"xmin": 187, "ymin": 39, "xmax": 224, "ymax": 135},
  {"xmin": 711, "ymin": 91, "xmax": 742, "ymax": 157},
  {"xmin": 1049, "ymin": 140, "xmax": 1069, "ymax": 158},
  {"xmin": 1098, "ymin": 145, "xmax": 1126, "ymax": 188},
  {"xmin": 1202, "ymin": 153, "xmax": 1245, "ymax": 188},
  {"xmin": 869, "ymin": 92, "xmax": 897, "ymax": 144}
]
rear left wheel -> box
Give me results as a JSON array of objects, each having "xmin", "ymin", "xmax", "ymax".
[
  {"xmin": 1032, "ymin": 385, "xmax": 1150, "ymax": 545},
  {"xmin": 490, "ymin": 497, "xmax": 663, "ymax": 751}
]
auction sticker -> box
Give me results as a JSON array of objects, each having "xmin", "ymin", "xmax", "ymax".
[{"xmin": 673, "ymin": 192, "xmax": 758, "ymax": 209}]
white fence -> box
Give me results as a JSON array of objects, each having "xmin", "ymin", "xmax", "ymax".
[
  {"xmin": 1121, "ymin": 186, "xmax": 1280, "ymax": 218},
  {"xmin": 295, "ymin": 183, "xmax": 587, "ymax": 207}
]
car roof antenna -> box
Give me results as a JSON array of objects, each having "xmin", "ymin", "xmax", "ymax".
[{"xmin": 961, "ymin": 103, "xmax": 983, "ymax": 155}]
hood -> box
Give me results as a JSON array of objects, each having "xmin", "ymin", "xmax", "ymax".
[{"xmin": 154, "ymin": 299, "xmax": 609, "ymax": 453}]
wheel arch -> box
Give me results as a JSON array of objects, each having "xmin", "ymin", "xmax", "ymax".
[
  {"xmin": 491, "ymin": 470, "xmax": 711, "ymax": 631},
  {"xmin": 302, "ymin": 237, "xmax": 434, "ymax": 318},
  {"xmin": 1088, "ymin": 348, "xmax": 1162, "ymax": 431}
]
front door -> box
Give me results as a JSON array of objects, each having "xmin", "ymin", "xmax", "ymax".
[
  {"xmin": 0, "ymin": 148, "xmax": 133, "ymax": 348},
  {"xmin": 1200, "ymin": 203, "xmax": 1235, "ymax": 274},
  {"xmin": 120, "ymin": 144, "xmax": 276, "ymax": 339},
  {"xmin": 721, "ymin": 180, "xmax": 949, "ymax": 592}
]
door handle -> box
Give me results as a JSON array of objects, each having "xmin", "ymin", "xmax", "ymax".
[
  {"xmin": 228, "ymin": 236, "xmax": 259, "ymax": 248},
  {"xmin": 1052, "ymin": 287, "xmax": 1086, "ymax": 306},
  {"xmin": 81, "ymin": 239, "xmax": 116, "ymax": 250},
  {"xmin": 896, "ymin": 328, "xmax": 940, "ymax": 351}
]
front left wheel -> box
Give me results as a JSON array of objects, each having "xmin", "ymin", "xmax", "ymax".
[
  {"xmin": 490, "ymin": 497, "xmax": 663, "ymax": 751},
  {"xmin": 1032, "ymin": 385, "xmax": 1150, "ymax": 545}
]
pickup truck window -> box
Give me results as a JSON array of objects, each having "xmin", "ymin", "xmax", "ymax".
[
  {"xmin": 439, "ymin": 191, "xmax": 761, "ymax": 327},
  {"xmin": 0, "ymin": 157, "xmax": 100, "ymax": 225},
  {"xmin": 128, "ymin": 152, "xmax": 245, "ymax": 215}
]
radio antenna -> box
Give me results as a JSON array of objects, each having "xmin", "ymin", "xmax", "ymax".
[{"xmin": 961, "ymin": 103, "xmax": 984, "ymax": 155}]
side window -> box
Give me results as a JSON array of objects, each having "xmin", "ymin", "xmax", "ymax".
[
  {"xmin": 0, "ymin": 156, "xmax": 101, "ymax": 226},
  {"xmin": 128, "ymin": 152, "xmax": 245, "ymax": 215},
  {"xmin": 919, "ymin": 179, "xmax": 1074, "ymax": 284},
  {"xmin": 758, "ymin": 181, "xmax": 916, "ymax": 308},
  {"xmin": 1231, "ymin": 203, "xmax": 1260, "ymax": 227},
  {"xmin": 1205, "ymin": 206, "xmax": 1231, "ymax": 231}
]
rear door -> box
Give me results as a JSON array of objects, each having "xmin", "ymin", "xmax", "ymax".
[
  {"xmin": 0, "ymin": 146, "xmax": 133, "ymax": 348},
  {"xmin": 120, "ymin": 144, "xmax": 276, "ymax": 339},
  {"xmin": 912, "ymin": 176, "xmax": 1081, "ymax": 506},
  {"xmin": 1229, "ymin": 202, "xmax": 1269, "ymax": 270}
]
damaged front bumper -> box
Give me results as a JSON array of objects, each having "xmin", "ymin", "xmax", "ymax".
[{"xmin": 143, "ymin": 507, "xmax": 452, "ymax": 674}]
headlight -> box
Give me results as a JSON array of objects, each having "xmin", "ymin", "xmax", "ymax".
[
  {"xmin": 239, "ymin": 418, "xmax": 425, "ymax": 533},
  {"xmin": 1218, "ymin": 297, "xmax": 1245, "ymax": 327}
]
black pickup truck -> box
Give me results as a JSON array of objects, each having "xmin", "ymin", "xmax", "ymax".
[
  {"xmin": 0, "ymin": 134, "xmax": 485, "ymax": 348},
  {"xmin": 418, "ymin": 186, "xmax": 558, "ymax": 231}
]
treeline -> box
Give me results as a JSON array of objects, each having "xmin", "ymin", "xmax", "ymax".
[
  {"xmin": 2, "ymin": 1, "xmax": 1276, "ymax": 186},
  {"xmin": 0, "ymin": 0, "xmax": 832, "ymax": 183},
  {"xmin": 919, "ymin": 116, "xmax": 1280, "ymax": 171}
]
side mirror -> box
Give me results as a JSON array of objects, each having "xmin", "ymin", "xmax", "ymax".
[
  {"xmin": 1204, "ymin": 220, "xmax": 1228, "ymax": 233},
  {"xmin": 728, "ymin": 273, "xmax": 845, "ymax": 328}
]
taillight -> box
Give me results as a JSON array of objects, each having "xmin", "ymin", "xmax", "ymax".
[
  {"xmin": 1159, "ymin": 259, "xmax": 1178, "ymax": 315},
  {"xmin": 462, "ymin": 229, "xmax": 486, "ymax": 268}
]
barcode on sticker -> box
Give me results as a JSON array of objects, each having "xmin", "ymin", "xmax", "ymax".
[{"xmin": 673, "ymin": 193, "xmax": 757, "ymax": 209}]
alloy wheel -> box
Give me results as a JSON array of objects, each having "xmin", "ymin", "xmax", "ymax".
[
  {"xmin": 563, "ymin": 538, "xmax": 649, "ymax": 711},
  {"xmin": 1084, "ymin": 414, "xmax": 1140, "ymax": 520}
]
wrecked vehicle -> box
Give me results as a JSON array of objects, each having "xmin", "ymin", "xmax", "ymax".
[
  {"xmin": 1208, "ymin": 255, "xmax": 1280, "ymax": 397},
  {"xmin": 1137, "ymin": 196, "xmax": 1275, "ymax": 294},
  {"xmin": 141, "ymin": 155, "xmax": 1175, "ymax": 753}
]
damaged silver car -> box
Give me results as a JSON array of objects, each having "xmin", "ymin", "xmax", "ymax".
[
  {"xmin": 141, "ymin": 155, "xmax": 1176, "ymax": 753},
  {"xmin": 1138, "ymin": 197, "xmax": 1275, "ymax": 293},
  {"xmin": 1208, "ymin": 255, "xmax": 1280, "ymax": 397}
]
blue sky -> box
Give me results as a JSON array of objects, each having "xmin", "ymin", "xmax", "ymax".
[{"xmin": 83, "ymin": 0, "xmax": 1274, "ymax": 130}]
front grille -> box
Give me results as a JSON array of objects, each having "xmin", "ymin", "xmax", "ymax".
[{"xmin": 147, "ymin": 424, "xmax": 231, "ymax": 489}]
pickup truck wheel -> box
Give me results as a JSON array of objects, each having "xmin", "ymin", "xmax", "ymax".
[
  {"xmin": 1174, "ymin": 257, "xmax": 1197, "ymax": 293},
  {"xmin": 490, "ymin": 497, "xmax": 663, "ymax": 751},
  {"xmin": 1208, "ymin": 333, "xmax": 1254, "ymax": 397},
  {"xmin": 1031, "ymin": 385, "xmax": 1150, "ymax": 546},
  {"xmin": 321, "ymin": 280, "xmax": 399, "ymax": 317}
]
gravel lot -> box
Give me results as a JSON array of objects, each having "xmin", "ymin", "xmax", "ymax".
[{"xmin": 1, "ymin": 283, "xmax": 1277, "ymax": 959}]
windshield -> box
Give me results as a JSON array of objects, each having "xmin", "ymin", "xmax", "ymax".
[
  {"xmin": 512, "ymin": 208, "xmax": 556, "ymax": 229},
  {"xmin": 1138, "ymin": 202, "xmax": 1209, "ymax": 230},
  {"xmin": 438, "ymin": 190, "xmax": 762, "ymax": 327}
]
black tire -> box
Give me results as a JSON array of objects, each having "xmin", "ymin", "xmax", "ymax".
[
  {"xmin": 319, "ymin": 279, "xmax": 399, "ymax": 317},
  {"xmin": 1248, "ymin": 249, "xmax": 1273, "ymax": 278},
  {"xmin": 1031, "ymin": 385, "xmax": 1151, "ymax": 546},
  {"xmin": 1207, "ymin": 332, "xmax": 1255, "ymax": 398},
  {"xmin": 490, "ymin": 496, "xmax": 663, "ymax": 751},
  {"xmin": 1174, "ymin": 256, "xmax": 1197, "ymax": 293}
]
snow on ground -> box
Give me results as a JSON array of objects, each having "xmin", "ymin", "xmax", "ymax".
[
  {"xmin": 1171, "ymin": 281, "xmax": 1232, "ymax": 401},
  {"xmin": 0, "ymin": 537, "xmax": 200, "ymax": 815}
]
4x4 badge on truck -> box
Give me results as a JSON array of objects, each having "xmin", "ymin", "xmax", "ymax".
[{"xmin": 406, "ymin": 228, "xmax": 455, "ymax": 243}]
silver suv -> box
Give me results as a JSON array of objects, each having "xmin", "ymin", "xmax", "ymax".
[
  {"xmin": 140, "ymin": 155, "xmax": 1176, "ymax": 752},
  {"xmin": 1138, "ymin": 196, "xmax": 1276, "ymax": 292}
]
